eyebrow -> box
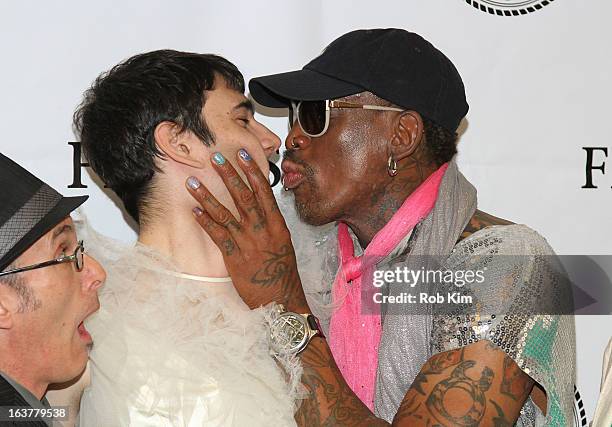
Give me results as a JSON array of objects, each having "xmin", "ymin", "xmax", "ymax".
[
  {"xmin": 52, "ymin": 224, "xmax": 73, "ymax": 240},
  {"xmin": 233, "ymin": 100, "xmax": 254, "ymax": 114}
]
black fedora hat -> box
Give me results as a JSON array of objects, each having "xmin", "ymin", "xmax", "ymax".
[{"xmin": 0, "ymin": 153, "xmax": 88, "ymax": 271}]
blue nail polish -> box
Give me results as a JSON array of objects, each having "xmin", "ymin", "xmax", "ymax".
[
  {"xmin": 193, "ymin": 207, "xmax": 203, "ymax": 216},
  {"xmin": 238, "ymin": 149, "xmax": 251, "ymax": 161},
  {"xmin": 212, "ymin": 152, "xmax": 226, "ymax": 165},
  {"xmin": 187, "ymin": 176, "xmax": 200, "ymax": 190}
]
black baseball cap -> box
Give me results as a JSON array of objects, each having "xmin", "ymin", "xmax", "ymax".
[
  {"xmin": 0, "ymin": 153, "xmax": 88, "ymax": 271},
  {"xmin": 250, "ymin": 28, "xmax": 468, "ymax": 132}
]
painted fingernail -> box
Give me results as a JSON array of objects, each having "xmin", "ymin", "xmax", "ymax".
[
  {"xmin": 193, "ymin": 207, "xmax": 203, "ymax": 216},
  {"xmin": 212, "ymin": 152, "xmax": 226, "ymax": 165},
  {"xmin": 238, "ymin": 148, "xmax": 251, "ymax": 161},
  {"xmin": 187, "ymin": 176, "xmax": 201, "ymax": 190}
]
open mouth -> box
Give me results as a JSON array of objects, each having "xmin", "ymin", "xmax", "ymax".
[{"xmin": 77, "ymin": 321, "xmax": 92, "ymax": 343}]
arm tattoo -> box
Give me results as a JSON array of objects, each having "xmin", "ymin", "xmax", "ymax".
[
  {"xmin": 426, "ymin": 361, "xmax": 493, "ymax": 426},
  {"xmin": 394, "ymin": 342, "xmax": 533, "ymax": 427},
  {"xmin": 500, "ymin": 356, "xmax": 532, "ymax": 401},
  {"xmin": 489, "ymin": 400, "xmax": 513, "ymax": 427},
  {"xmin": 412, "ymin": 348, "xmax": 465, "ymax": 395},
  {"xmin": 250, "ymin": 245, "xmax": 301, "ymax": 305},
  {"xmin": 295, "ymin": 340, "xmax": 388, "ymax": 427}
]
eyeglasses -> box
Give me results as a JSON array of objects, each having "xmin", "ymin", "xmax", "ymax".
[
  {"xmin": 289, "ymin": 100, "xmax": 404, "ymax": 138},
  {"xmin": 0, "ymin": 241, "xmax": 85, "ymax": 277}
]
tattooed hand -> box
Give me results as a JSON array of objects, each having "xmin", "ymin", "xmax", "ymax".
[{"xmin": 186, "ymin": 149, "xmax": 309, "ymax": 312}]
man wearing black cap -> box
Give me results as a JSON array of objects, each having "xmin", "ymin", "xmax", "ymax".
[
  {"xmin": 187, "ymin": 28, "xmax": 575, "ymax": 426},
  {"xmin": 0, "ymin": 153, "xmax": 105, "ymax": 426}
]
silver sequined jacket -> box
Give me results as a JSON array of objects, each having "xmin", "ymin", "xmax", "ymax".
[{"xmin": 374, "ymin": 224, "xmax": 576, "ymax": 426}]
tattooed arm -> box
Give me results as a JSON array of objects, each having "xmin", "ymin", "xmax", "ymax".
[
  {"xmin": 392, "ymin": 340, "xmax": 535, "ymax": 426},
  {"xmin": 294, "ymin": 338, "xmax": 388, "ymax": 426},
  {"xmin": 294, "ymin": 338, "xmax": 536, "ymax": 426}
]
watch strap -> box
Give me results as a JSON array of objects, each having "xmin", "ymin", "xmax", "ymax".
[{"xmin": 305, "ymin": 313, "xmax": 325, "ymax": 339}]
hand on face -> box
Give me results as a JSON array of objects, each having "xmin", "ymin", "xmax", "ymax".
[
  {"xmin": 189, "ymin": 82, "xmax": 281, "ymax": 216},
  {"xmin": 185, "ymin": 149, "xmax": 309, "ymax": 313}
]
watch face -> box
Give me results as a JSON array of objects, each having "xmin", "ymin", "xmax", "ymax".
[{"xmin": 270, "ymin": 313, "xmax": 308, "ymax": 354}]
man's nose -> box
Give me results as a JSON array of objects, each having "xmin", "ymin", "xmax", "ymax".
[
  {"xmin": 257, "ymin": 124, "xmax": 281, "ymax": 157},
  {"xmin": 285, "ymin": 123, "xmax": 311, "ymax": 151},
  {"xmin": 82, "ymin": 254, "xmax": 106, "ymax": 292}
]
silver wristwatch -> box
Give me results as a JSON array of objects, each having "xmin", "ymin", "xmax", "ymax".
[{"xmin": 269, "ymin": 304, "xmax": 324, "ymax": 355}]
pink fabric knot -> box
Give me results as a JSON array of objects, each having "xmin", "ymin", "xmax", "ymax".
[{"xmin": 342, "ymin": 255, "xmax": 362, "ymax": 282}]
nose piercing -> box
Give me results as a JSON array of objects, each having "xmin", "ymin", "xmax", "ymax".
[{"xmin": 291, "ymin": 140, "xmax": 299, "ymax": 149}]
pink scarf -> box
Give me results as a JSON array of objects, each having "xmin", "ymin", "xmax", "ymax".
[{"xmin": 328, "ymin": 162, "xmax": 449, "ymax": 410}]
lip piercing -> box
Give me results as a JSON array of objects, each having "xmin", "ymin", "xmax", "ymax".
[{"xmin": 283, "ymin": 186, "xmax": 290, "ymax": 191}]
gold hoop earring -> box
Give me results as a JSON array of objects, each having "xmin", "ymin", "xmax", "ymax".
[{"xmin": 387, "ymin": 155, "xmax": 398, "ymax": 177}]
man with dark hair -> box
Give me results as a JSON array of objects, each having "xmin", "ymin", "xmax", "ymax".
[
  {"xmin": 0, "ymin": 153, "xmax": 105, "ymax": 426},
  {"xmin": 74, "ymin": 49, "xmax": 249, "ymax": 224},
  {"xmin": 72, "ymin": 50, "xmax": 301, "ymax": 425},
  {"xmin": 186, "ymin": 29, "xmax": 575, "ymax": 426}
]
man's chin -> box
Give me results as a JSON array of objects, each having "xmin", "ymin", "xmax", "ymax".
[
  {"xmin": 50, "ymin": 358, "xmax": 89, "ymax": 388},
  {"xmin": 295, "ymin": 200, "xmax": 332, "ymax": 226}
]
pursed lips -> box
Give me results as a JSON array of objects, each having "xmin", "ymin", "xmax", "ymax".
[{"xmin": 281, "ymin": 159, "xmax": 306, "ymax": 190}]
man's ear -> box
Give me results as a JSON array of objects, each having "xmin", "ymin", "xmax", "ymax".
[
  {"xmin": 389, "ymin": 111, "xmax": 424, "ymax": 161},
  {"xmin": 0, "ymin": 288, "xmax": 15, "ymax": 330},
  {"xmin": 154, "ymin": 121, "xmax": 206, "ymax": 168}
]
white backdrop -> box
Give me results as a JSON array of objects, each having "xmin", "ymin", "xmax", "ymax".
[{"xmin": 0, "ymin": 0, "xmax": 610, "ymax": 421}]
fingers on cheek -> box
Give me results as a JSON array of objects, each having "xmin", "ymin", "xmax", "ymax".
[
  {"xmin": 195, "ymin": 210, "xmax": 229, "ymax": 241},
  {"xmin": 194, "ymin": 208, "xmax": 214, "ymax": 230},
  {"xmin": 193, "ymin": 208, "xmax": 212, "ymax": 228}
]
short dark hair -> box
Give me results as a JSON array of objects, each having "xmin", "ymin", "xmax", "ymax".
[
  {"xmin": 73, "ymin": 50, "xmax": 245, "ymax": 223},
  {"xmin": 422, "ymin": 117, "xmax": 458, "ymax": 166}
]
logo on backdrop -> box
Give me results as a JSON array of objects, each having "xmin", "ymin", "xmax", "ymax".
[
  {"xmin": 582, "ymin": 147, "xmax": 608, "ymax": 189},
  {"xmin": 67, "ymin": 142, "xmax": 282, "ymax": 189},
  {"xmin": 464, "ymin": 0, "xmax": 554, "ymax": 16}
]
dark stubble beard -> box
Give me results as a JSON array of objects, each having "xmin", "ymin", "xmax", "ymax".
[
  {"xmin": 294, "ymin": 170, "xmax": 340, "ymax": 226},
  {"xmin": 283, "ymin": 152, "xmax": 332, "ymax": 226}
]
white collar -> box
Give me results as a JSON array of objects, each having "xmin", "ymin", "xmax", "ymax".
[{"xmin": 163, "ymin": 269, "xmax": 232, "ymax": 283}]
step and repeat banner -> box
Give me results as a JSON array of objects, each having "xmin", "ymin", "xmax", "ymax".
[{"xmin": 0, "ymin": 0, "xmax": 610, "ymax": 423}]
